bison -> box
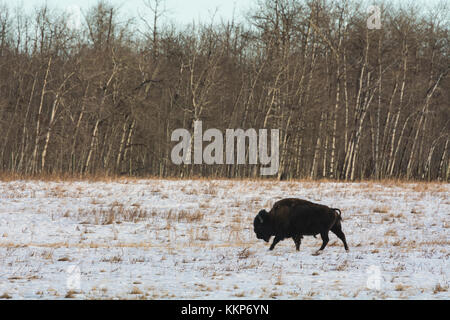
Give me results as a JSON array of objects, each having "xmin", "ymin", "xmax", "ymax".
[{"xmin": 253, "ymin": 198, "xmax": 349, "ymax": 253}]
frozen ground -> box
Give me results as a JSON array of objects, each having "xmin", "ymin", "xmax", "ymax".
[{"xmin": 0, "ymin": 179, "xmax": 448, "ymax": 299}]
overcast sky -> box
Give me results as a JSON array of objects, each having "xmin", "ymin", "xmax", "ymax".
[
  {"xmin": 9, "ymin": 0, "xmax": 448, "ymax": 29},
  {"xmin": 14, "ymin": 0, "xmax": 250, "ymax": 26}
]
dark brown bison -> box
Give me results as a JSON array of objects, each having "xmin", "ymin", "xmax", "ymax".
[{"xmin": 253, "ymin": 198, "xmax": 349, "ymax": 253}]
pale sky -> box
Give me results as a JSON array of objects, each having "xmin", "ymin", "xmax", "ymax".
[
  {"xmin": 15, "ymin": 0, "xmax": 251, "ymax": 26},
  {"xmin": 8, "ymin": 0, "xmax": 449, "ymax": 29}
]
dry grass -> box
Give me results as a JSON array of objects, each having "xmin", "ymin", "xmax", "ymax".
[
  {"xmin": 174, "ymin": 209, "xmax": 204, "ymax": 222},
  {"xmin": 1, "ymin": 172, "xmax": 448, "ymax": 186},
  {"xmin": 129, "ymin": 287, "xmax": 143, "ymax": 295},
  {"xmin": 183, "ymin": 188, "xmax": 199, "ymax": 195},
  {"xmin": 57, "ymin": 257, "xmax": 71, "ymax": 262},
  {"xmin": 384, "ymin": 229, "xmax": 398, "ymax": 236},
  {"xmin": 395, "ymin": 284, "xmax": 408, "ymax": 291},
  {"xmin": 274, "ymin": 272, "xmax": 284, "ymax": 286},
  {"xmin": 0, "ymin": 178, "xmax": 448, "ymax": 299},
  {"xmin": 203, "ymin": 182, "xmax": 218, "ymax": 195},
  {"xmin": 0, "ymin": 292, "xmax": 12, "ymax": 299},
  {"xmin": 41, "ymin": 250, "xmax": 53, "ymax": 260},
  {"xmin": 0, "ymin": 172, "xmax": 124, "ymax": 182},
  {"xmin": 433, "ymin": 283, "xmax": 448, "ymax": 294},
  {"xmin": 65, "ymin": 290, "xmax": 79, "ymax": 298},
  {"xmin": 336, "ymin": 260, "xmax": 349, "ymax": 271},
  {"xmin": 373, "ymin": 206, "xmax": 390, "ymax": 214},
  {"xmin": 77, "ymin": 205, "xmax": 150, "ymax": 224},
  {"xmin": 198, "ymin": 202, "xmax": 210, "ymax": 209},
  {"xmin": 101, "ymin": 255, "xmax": 123, "ymax": 263},
  {"xmin": 237, "ymin": 247, "xmax": 252, "ymax": 259},
  {"xmin": 231, "ymin": 200, "xmax": 243, "ymax": 207},
  {"xmin": 195, "ymin": 227, "xmax": 210, "ymax": 241}
]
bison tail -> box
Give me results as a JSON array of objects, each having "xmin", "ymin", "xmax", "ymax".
[{"xmin": 333, "ymin": 208, "xmax": 342, "ymax": 221}]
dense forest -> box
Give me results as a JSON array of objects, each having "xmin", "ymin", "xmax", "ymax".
[{"xmin": 0, "ymin": 0, "xmax": 448, "ymax": 180}]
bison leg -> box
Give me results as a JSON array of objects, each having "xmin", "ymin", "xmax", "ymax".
[
  {"xmin": 269, "ymin": 236, "xmax": 282, "ymax": 251},
  {"xmin": 293, "ymin": 235, "xmax": 302, "ymax": 251},
  {"xmin": 331, "ymin": 224, "xmax": 349, "ymax": 251},
  {"xmin": 318, "ymin": 231, "xmax": 329, "ymax": 251}
]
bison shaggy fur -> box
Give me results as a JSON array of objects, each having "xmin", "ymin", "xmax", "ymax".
[{"xmin": 254, "ymin": 198, "xmax": 349, "ymax": 253}]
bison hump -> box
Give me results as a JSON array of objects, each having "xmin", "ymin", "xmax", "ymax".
[{"xmin": 272, "ymin": 198, "xmax": 315, "ymax": 210}]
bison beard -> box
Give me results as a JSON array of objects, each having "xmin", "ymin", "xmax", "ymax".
[{"xmin": 253, "ymin": 198, "xmax": 349, "ymax": 253}]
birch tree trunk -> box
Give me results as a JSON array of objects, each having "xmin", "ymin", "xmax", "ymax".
[
  {"xmin": 83, "ymin": 119, "xmax": 100, "ymax": 175},
  {"xmin": 18, "ymin": 73, "xmax": 37, "ymax": 173},
  {"xmin": 116, "ymin": 118, "xmax": 129, "ymax": 173},
  {"xmin": 387, "ymin": 42, "xmax": 408, "ymax": 177},
  {"xmin": 31, "ymin": 57, "xmax": 51, "ymax": 174},
  {"xmin": 310, "ymin": 111, "xmax": 324, "ymax": 179},
  {"xmin": 40, "ymin": 97, "xmax": 59, "ymax": 173},
  {"xmin": 438, "ymin": 138, "xmax": 448, "ymax": 181},
  {"xmin": 343, "ymin": 31, "xmax": 370, "ymax": 180},
  {"xmin": 406, "ymin": 72, "xmax": 445, "ymax": 179},
  {"xmin": 329, "ymin": 64, "xmax": 340, "ymax": 178}
]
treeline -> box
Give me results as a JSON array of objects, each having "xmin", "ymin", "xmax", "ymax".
[{"xmin": 0, "ymin": 0, "xmax": 448, "ymax": 180}]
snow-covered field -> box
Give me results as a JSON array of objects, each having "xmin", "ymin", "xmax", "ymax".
[{"xmin": 0, "ymin": 179, "xmax": 448, "ymax": 299}]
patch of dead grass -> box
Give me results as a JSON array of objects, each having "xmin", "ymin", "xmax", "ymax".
[{"xmin": 433, "ymin": 283, "xmax": 448, "ymax": 294}]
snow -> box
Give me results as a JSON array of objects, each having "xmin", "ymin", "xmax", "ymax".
[{"xmin": 0, "ymin": 179, "xmax": 448, "ymax": 299}]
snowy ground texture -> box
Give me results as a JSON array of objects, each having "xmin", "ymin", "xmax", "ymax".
[{"xmin": 0, "ymin": 179, "xmax": 448, "ymax": 299}]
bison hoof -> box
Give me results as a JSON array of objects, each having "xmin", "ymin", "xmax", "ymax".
[{"xmin": 312, "ymin": 250, "xmax": 322, "ymax": 256}]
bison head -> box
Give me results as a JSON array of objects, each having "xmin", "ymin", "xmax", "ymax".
[{"xmin": 253, "ymin": 209, "xmax": 272, "ymax": 242}]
